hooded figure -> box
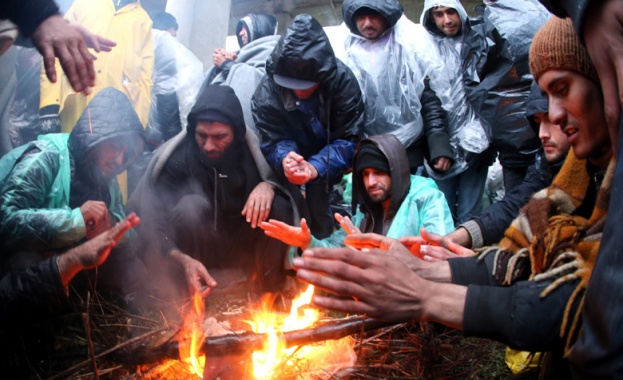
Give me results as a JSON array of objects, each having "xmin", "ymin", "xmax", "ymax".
[
  {"xmin": 205, "ymin": 13, "xmax": 280, "ymax": 133},
  {"xmin": 460, "ymin": 0, "xmax": 549, "ymax": 191},
  {"xmin": 128, "ymin": 85, "xmax": 302, "ymax": 297},
  {"xmin": 274, "ymin": 134, "xmax": 453, "ymax": 264},
  {"xmin": 341, "ymin": 0, "xmax": 453, "ymax": 174},
  {"xmin": 420, "ymin": 0, "xmax": 492, "ymax": 224},
  {"xmin": 0, "ymin": 87, "xmax": 145, "ymax": 267},
  {"xmin": 252, "ymin": 14, "xmax": 363, "ymax": 239}
]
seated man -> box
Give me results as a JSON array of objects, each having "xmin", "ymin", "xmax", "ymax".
[
  {"xmin": 261, "ymin": 134, "xmax": 453, "ymax": 262},
  {"xmin": 252, "ymin": 14, "xmax": 364, "ymax": 239},
  {"xmin": 129, "ymin": 85, "xmax": 301, "ymax": 298},
  {"xmin": 292, "ymin": 16, "xmax": 613, "ymax": 376},
  {"xmin": 0, "ymin": 87, "xmax": 146, "ymax": 287}
]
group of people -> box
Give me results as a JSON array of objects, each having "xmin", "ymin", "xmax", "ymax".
[{"xmin": 1, "ymin": 0, "xmax": 623, "ymax": 377}]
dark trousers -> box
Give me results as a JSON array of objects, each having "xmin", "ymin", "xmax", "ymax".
[{"xmin": 170, "ymin": 191, "xmax": 293, "ymax": 292}]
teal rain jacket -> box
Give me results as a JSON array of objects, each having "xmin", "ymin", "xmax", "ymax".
[
  {"xmin": 289, "ymin": 135, "xmax": 454, "ymax": 262},
  {"xmin": 0, "ymin": 87, "xmax": 145, "ymax": 253}
]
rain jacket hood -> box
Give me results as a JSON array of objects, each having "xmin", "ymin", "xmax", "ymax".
[
  {"xmin": 186, "ymin": 85, "xmax": 246, "ymax": 145},
  {"xmin": 342, "ymin": 0, "xmax": 404, "ymax": 36},
  {"xmin": 352, "ymin": 134, "xmax": 410, "ymax": 231},
  {"xmin": 266, "ymin": 14, "xmax": 338, "ymax": 90},
  {"xmin": 68, "ymin": 87, "xmax": 146, "ymax": 169},
  {"xmin": 236, "ymin": 13, "xmax": 278, "ymax": 48},
  {"xmin": 421, "ymin": 0, "xmax": 468, "ymax": 37}
]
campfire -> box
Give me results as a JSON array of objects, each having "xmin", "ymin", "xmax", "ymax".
[{"xmin": 175, "ymin": 284, "xmax": 358, "ymax": 379}]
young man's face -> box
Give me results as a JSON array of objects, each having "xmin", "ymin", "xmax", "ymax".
[
  {"xmin": 535, "ymin": 111, "xmax": 571, "ymax": 164},
  {"xmin": 362, "ymin": 168, "xmax": 392, "ymax": 204},
  {"xmin": 238, "ymin": 27, "xmax": 248, "ymax": 47},
  {"xmin": 195, "ymin": 121, "xmax": 235, "ymax": 161},
  {"xmin": 355, "ymin": 13, "xmax": 388, "ymax": 40},
  {"xmin": 92, "ymin": 139, "xmax": 138, "ymax": 180},
  {"xmin": 431, "ymin": 6, "xmax": 461, "ymax": 37},
  {"xmin": 538, "ymin": 69, "xmax": 611, "ymax": 167}
]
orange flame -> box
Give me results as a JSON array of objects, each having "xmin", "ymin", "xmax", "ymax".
[
  {"xmin": 178, "ymin": 292, "xmax": 206, "ymax": 377},
  {"xmin": 248, "ymin": 285, "xmax": 356, "ymax": 379}
]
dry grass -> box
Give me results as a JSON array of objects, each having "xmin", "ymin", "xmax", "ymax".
[{"xmin": 0, "ymin": 286, "xmax": 539, "ymax": 380}]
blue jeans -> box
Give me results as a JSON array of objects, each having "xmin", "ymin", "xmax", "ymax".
[{"xmin": 435, "ymin": 165, "xmax": 488, "ymax": 226}]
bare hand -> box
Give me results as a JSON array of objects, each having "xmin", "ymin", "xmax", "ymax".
[
  {"xmin": 242, "ymin": 182, "xmax": 275, "ymax": 228},
  {"xmin": 171, "ymin": 250, "xmax": 217, "ymax": 297},
  {"xmin": 343, "ymin": 232, "xmax": 401, "ymax": 251},
  {"xmin": 282, "ymin": 151, "xmax": 318, "ymax": 185},
  {"xmin": 260, "ymin": 218, "xmax": 312, "ymax": 249},
  {"xmin": 413, "ymin": 229, "xmax": 475, "ymax": 261},
  {"xmin": 584, "ymin": 0, "xmax": 623, "ymax": 155},
  {"xmin": 58, "ymin": 213, "xmax": 140, "ymax": 287},
  {"xmin": 292, "ymin": 246, "xmax": 430, "ymax": 322},
  {"xmin": 80, "ymin": 200, "xmax": 111, "ymax": 239},
  {"xmin": 74, "ymin": 24, "xmax": 116, "ymax": 53},
  {"xmin": 433, "ymin": 156, "xmax": 452, "ymax": 171},
  {"xmin": 443, "ymin": 227, "xmax": 473, "ymax": 248},
  {"xmin": 335, "ymin": 213, "xmax": 360, "ymax": 235},
  {"xmin": 32, "ymin": 15, "xmax": 95, "ymax": 94}
]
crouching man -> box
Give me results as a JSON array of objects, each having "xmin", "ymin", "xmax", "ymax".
[{"xmin": 129, "ymin": 85, "xmax": 301, "ymax": 298}]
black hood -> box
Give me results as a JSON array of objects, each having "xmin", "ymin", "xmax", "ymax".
[
  {"xmin": 236, "ymin": 13, "xmax": 278, "ymax": 48},
  {"xmin": 352, "ymin": 134, "xmax": 410, "ymax": 228},
  {"xmin": 266, "ymin": 14, "xmax": 338, "ymax": 89},
  {"xmin": 68, "ymin": 87, "xmax": 145, "ymax": 166},
  {"xmin": 342, "ymin": 0, "xmax": 403, "ymax": 36},
  {"xmin": 525, "ymin": 81, "xmax": 549, "ymax": 135},
  {"xmin": 186, "ymin": 85, "xmax": 246, "ymax": 144}
]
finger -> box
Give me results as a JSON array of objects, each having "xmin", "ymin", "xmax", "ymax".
[
  {"xmin": 40, "ymin": 44, "xmax": 58, "ymax": 83},
  {"xmin": 296, "ymin": 266, "xmax": 369, "ymax": 298},
  {"xmin": 98, "ymin": 37, "xmax": 116, "ymax": 52},
  {"xmin": 300, "ymin": 218, "xmax": 310, "ymax": 235},
  {"xmin": 420, "ymin": 228, "xmax": 442, "ymax": 246},
  {"xmin": 311, "ymin": 294, "xmax": 372, "ymax": 315},
  {"xmin": 260, "ymin": 202, "xmax": 271, "ymax": 223},
  {"xmin": 444, "ymin": 238, "xmax": 474, "ymax": 257},
  {"xmin": 73, "ymin": 40, "xmax": 95, "ymax": 90},
  {"xmin": 301, "ymin": 246, "xmax": 383, "ymax": 271},
  {"xmin": 56, "ymin": 43, "xmax": 84, "ymax": 92},
  {"xmin": 344, "ymin": 233, "xmax": 384, "ymax": 249}
]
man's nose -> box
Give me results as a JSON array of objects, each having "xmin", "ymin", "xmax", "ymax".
[{"xmin": 204, "ymin": 139, "xmax": 215, "ymax": 151}]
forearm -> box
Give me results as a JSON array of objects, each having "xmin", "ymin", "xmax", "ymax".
[
  {"xmin": 445, "ymin": 226, "xmax": 475, "ymax": 249},
  {"xmin": 421, "ymin": 281, "xmax": 466, "ymax": 329}
]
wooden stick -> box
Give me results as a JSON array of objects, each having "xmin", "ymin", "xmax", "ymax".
[
  {"xmin": 117, "ymin": 316, "xmax": 396, "ymax": 365},
  {"xmin": 83, "ymin": 292, "xmax": 100, "ymax": 380}
]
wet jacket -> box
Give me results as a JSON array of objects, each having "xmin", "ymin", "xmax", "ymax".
[
  {"xmin": 40, "ymin": 0, "xmax": 153, "ymax": 131},
  {"xmin": 205, "ymin": 14, "xmax": 280, "ymax": 133},
  {"xmin": 303, "ymin": 135, "xmax": 453, "ymax": 255},
  {"xmin": 537, "ymin": 2, "xmax": 623, "ymax": 378},
  {"xmin": 0, "ymin": 257, "xmax": 69, "ymax": 323},
  {"xmin": 0, "ymin": 0, "xmax": 59, "ymax": 38},
  {"xmin": 128, "ymin": 85, "xmax": 300, "ymax": 257},
  {"xmin": 252, "ymin": 14, "xmax": 364, "ymax": 181},
  {"xmin": 420, "ymin": 0, "xmax": 490, "ymax": 178},
  {"xmin": 461, "ymin": 0, "xmax": 548, "ymax": 169},
  {"xmin": 459, "ymin": 81, "xmax": 562, "ymax": 248},
  {"xmin": 341, "ymin": 0, "xmax": 451, "ymax": 168},
  {"xmin": 0, "ymin": 87, "xmax": 144, "ymax": 254}
]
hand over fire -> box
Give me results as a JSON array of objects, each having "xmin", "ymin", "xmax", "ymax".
[
  {"xmin": 242, "ymin": 182, "xmax": 274, "ymax": 228},
  {"xmin": 399, "ymin": 229, "xmax": 475, "ymax": 261},
  {"xmin": 292, "ymin": 246, "xmax": 431, "ymax": 323},
  {"xmin": 261, "ymin": 217, "xmax": 312, "ymax": 249},
  {"xmin": 170, "ymin": 250, "xmax": 217, "ymax": 297}
]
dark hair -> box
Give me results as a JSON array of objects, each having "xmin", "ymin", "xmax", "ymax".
[{"xmin": 150, "ymin": 11, "xmax": 179, "ymax": 31}]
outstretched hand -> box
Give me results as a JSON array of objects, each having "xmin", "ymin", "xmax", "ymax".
[
  {"xmin": 242, "ymin": 182, "xmax": 274, "ymax": 228},
  {"xmin": 335, "ymin": 213, "xmax": 360, "ymax": 235},
  {"xmin": 400, "ymin": 228, "xmax": 475, "ymax": 261},
  {"xmin": 282, "ymin": 151, "xmax": 318, "ymax": 185},
  {"xmin": 261, "ymin": 218, "xmax": 312, "ymax": 249},
  {"xmin": 58, "ymin": 213, "xmax": 140, "ymax": 287}
]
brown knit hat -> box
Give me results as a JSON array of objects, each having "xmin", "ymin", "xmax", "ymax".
[{"xmin": 529, "ymin": 17, "xmax": 599, "ymax": 83}]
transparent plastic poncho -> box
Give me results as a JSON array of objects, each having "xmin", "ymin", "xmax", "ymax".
[{"xmin": 343, "ymin": 16, "xmax": 446, "ymax": 148}]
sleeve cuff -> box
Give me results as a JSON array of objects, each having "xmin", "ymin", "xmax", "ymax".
[{"xmin": 459, "ymin": 220, "xmax": 483, "ymax": 249}]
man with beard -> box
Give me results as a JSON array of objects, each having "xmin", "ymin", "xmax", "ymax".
[
  {"xmin": 261, "ymin": 135, "xmax": 453, "ymax": 262},
  {"xmin": 0, "ymin": 87, "xmax": 146, "ymax": 285},
  {"xmin": 128, "ymin": 85, "xmax": 300, "ymax": 298}
]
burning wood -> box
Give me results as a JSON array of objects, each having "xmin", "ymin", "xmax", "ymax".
[{"xmin": 114, "ymin": 316, "xmax": 396, "ymax": 365}]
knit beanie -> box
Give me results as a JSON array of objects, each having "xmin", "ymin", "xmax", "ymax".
[
  {"xmin": 529, "ymin": 17, "xmax": 599, "ymax": 83},
  {"xmin": 355, "ymin": 144, "xmax": 390, "ymax": 174}
]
